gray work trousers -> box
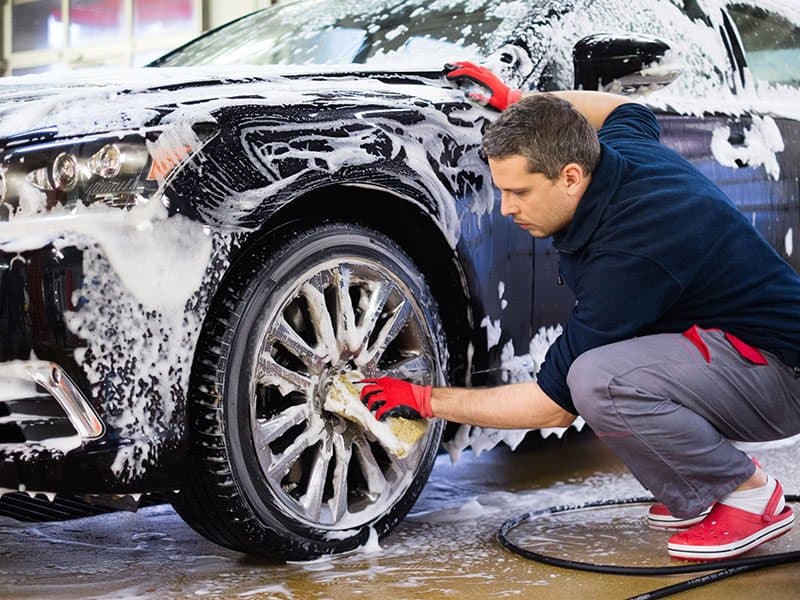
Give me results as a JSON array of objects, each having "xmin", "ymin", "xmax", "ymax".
[{"xmin": 567, "ymin": 329, "xmax": 800, "ymax": 518}]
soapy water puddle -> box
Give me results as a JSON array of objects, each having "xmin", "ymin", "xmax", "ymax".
[
  {"xmin": 2, "ymin": 432, "xmax": 800, "ymax": 599},
  {"xmin": 503, "ymin": 502, "xmax": 800, "ymax": 569}
]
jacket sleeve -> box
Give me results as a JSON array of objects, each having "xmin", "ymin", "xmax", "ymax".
[
  {"xmin": 599, "ymin": 103, "xmax": 661, "ymax": 143},
  {"xmin": 536, "ymin": 250, "xmax": 683, "ymax": 414}
]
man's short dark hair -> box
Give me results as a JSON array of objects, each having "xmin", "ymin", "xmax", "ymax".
[{"xmin": 482, "ymin": 94, "xmax": 601, "ymax": 180}]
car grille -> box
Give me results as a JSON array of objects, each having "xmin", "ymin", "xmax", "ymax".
[
  {"xmin": 0, "ymin": 360, "xmax": 103, "ymax": 449},
  {"xmin": 0, "ymin": 392, "xmax": 79, "ymax": 444}
]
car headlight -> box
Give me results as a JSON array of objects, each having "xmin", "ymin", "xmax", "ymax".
[{"xmin": 0, "ymin": 124, "xmax": 215, "ymax": 218}]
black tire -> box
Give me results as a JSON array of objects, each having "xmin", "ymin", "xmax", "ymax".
[{"xmin": 173, "ymin": 222, "xmax": 446, "ymax": 559}]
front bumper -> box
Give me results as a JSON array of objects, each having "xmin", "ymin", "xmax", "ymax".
[
  {"xmin": 0, "ymin": 245, "xmax": 186, "ymax": 493},
  {"xmin": 0, "ymin": 360, "xmax": 104, "ymax": 441},
  {"xmin": 0, "ymin": 244, "xmax": 93, "ymax": 450}
]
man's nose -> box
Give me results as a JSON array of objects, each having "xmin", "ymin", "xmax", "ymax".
[{"xmin": 500, "ymin": 192, "xmax": 515, "ymax": 217}]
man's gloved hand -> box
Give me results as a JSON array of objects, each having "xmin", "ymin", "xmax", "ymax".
[
  {"xmin": 360, "ymin": 377, "xmax": 433, "ymax": 421},
  {"xmin": 444, "ymin": 61, "xmax": 522, "ymax": 111}
]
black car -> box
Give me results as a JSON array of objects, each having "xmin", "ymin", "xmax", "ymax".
[{"xmin": 1, "ymin": 0, "xmax": 798, "ymax": 559}]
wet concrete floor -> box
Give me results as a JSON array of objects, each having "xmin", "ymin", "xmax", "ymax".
[{"xmin": 2, "ymin": 430, "xmax": 800, "ymax": 599}]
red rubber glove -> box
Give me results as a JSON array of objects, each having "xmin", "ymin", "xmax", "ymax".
[
  {"xmin": 360, "ymin": 377, "xmax": 433, "ymax": 421},
  {"xmin": 444, "ymin": 61, "xmax": 523, "ymax": 111}
]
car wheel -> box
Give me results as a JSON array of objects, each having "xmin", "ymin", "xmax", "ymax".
[{"xmin": 173, "ymin": 222, "xmax": 446, "ymax": 559}]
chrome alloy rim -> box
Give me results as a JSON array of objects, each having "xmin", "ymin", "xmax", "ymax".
[{"xmin": 250, "ymin": 257, "xmax": 438, "ymax": 529}]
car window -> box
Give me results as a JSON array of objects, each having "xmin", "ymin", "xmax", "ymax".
[
  {"xmin": 727, "ymin": 2, "xmax": 800, "ymax": 88},
  {"xmin": 152, "ymin": 0, "xmax": 508, "ymax": 67}
]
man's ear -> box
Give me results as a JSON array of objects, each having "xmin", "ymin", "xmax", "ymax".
[{"xmin": 561, "ymin": 162, "xmax": 586, "ymax": 193}]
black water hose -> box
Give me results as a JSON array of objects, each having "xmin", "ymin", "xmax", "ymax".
[{"xmin": 497, "ymin": 494, "xmax": 800, "ymax": 599}]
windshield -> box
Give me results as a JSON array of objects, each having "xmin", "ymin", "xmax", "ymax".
[{"xmin": 151, "ymin": 0, "xmax": 513, "ymax": 67}]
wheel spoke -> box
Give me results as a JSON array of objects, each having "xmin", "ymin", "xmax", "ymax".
[
  {"xmin": 254, "ymin": 404, "xmax": 309, "ymax": 448},
  {"xmin": 328, "ymin": 433, "xmax": 353, "ymax": 522},
  {"xmin": 335, "ymin": 265, "xmax": 359, "ymax": 354},
  {"xmin": 355, "ymin": 280, "xmax": 392, "ymax": 352},
  {"xmin": 273, "ymin": 316, "xmax": 329, "ymax": 375},
  {"xmin": 300, "ymin": 280, "xmax": 340, "ymax": 362},
  {"xmin": 300, "ymin": 433, "xmax": 333, "ymax": 521},
  {"xmin": 386, "ymin": 453, "xmax": 412, "ymax": 483},
  {"xmin": 267, "ymin": 417, "xmax": 325, "ymax": 479},
  {"xmin": 357, "ymin": 300, "xmax": 412, "ymax": 370},
  {"xmin": 256, "ymin": 353, "xmax": 313, "ymax": 396},
  {"xmin": 353, "ymin": 434, "xmax": 386, "ymax": 498}
]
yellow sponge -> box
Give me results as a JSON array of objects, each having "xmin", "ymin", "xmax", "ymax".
[{"xmin": 324, "ymin": 371, "xmax": 427, "ymax": 458}]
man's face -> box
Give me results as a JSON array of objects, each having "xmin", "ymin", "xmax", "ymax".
[{"xmin": 489, "ymin": 154, "xmax": 584, "ymax": 238}]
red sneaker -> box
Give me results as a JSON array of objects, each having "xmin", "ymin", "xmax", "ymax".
[
  {"xmin": 648, "ymin": 503, "xmax": 713, "ymax": 529},
  {"xmin": 667, "ymin": 480, "xmax": 794, "ymax": 560}
]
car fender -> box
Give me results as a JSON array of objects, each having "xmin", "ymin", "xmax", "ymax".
[{"xmin": 165, "ymin": 92, "xmax": 495, "ymax": 249}]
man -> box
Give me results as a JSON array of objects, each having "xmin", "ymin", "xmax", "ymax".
[{"xmin": 360, "ymin": 62, "xmax": 800, "ymax": 561}]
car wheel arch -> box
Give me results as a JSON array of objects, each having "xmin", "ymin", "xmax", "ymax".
[{"xmin": 219, "ymin": 182, "xmax": 475, "ymax": 389}]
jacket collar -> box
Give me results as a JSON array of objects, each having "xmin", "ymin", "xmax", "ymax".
[{"xmin": 552, "ymin": 142, "xmax": 624, "ymax": 253}]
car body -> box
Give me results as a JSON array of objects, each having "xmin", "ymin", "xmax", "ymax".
[{"xmin": 0, "ymin": 0, "xmax": 798, "ymax": 558}]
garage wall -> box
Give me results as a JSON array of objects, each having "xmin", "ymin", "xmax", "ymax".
[
  {"xmin": 0, "ymin": 8, "xmax": 5, "ymax": 76},
  {"xmin": 208, "ymin": 0, "xmax": 273, "ymax": 30},
  {"xmin": 0, "ymin": 0, "xmax": 278, "ymax": 77}
]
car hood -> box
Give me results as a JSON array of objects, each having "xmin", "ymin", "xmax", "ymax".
[{"xmin": 0, "ymin": 64, "xmax": 457, "ymax": 141}]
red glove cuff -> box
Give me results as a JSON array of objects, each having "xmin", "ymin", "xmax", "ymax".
[{"xmin": 410, "ymin": 383, "xmax": 434, "ymax": 418}]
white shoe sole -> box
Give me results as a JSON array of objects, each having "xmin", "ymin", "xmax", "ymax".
[
  {"xmin": 667, "ymin": 511, "xmax": 794, "ymax": 560},
  {"xmin": 648, "ymin": 505, "xmax": 713, "ymax": 529}
]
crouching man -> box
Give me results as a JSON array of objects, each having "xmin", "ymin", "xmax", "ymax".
[{"xmin": 361, "ymin": 63, "xmax": 800, "ymax": 561}]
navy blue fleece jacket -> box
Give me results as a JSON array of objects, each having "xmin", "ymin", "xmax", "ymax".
[{"xmin": 536, "ymin": 103, "xmax": 800, "ymax": 415}]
